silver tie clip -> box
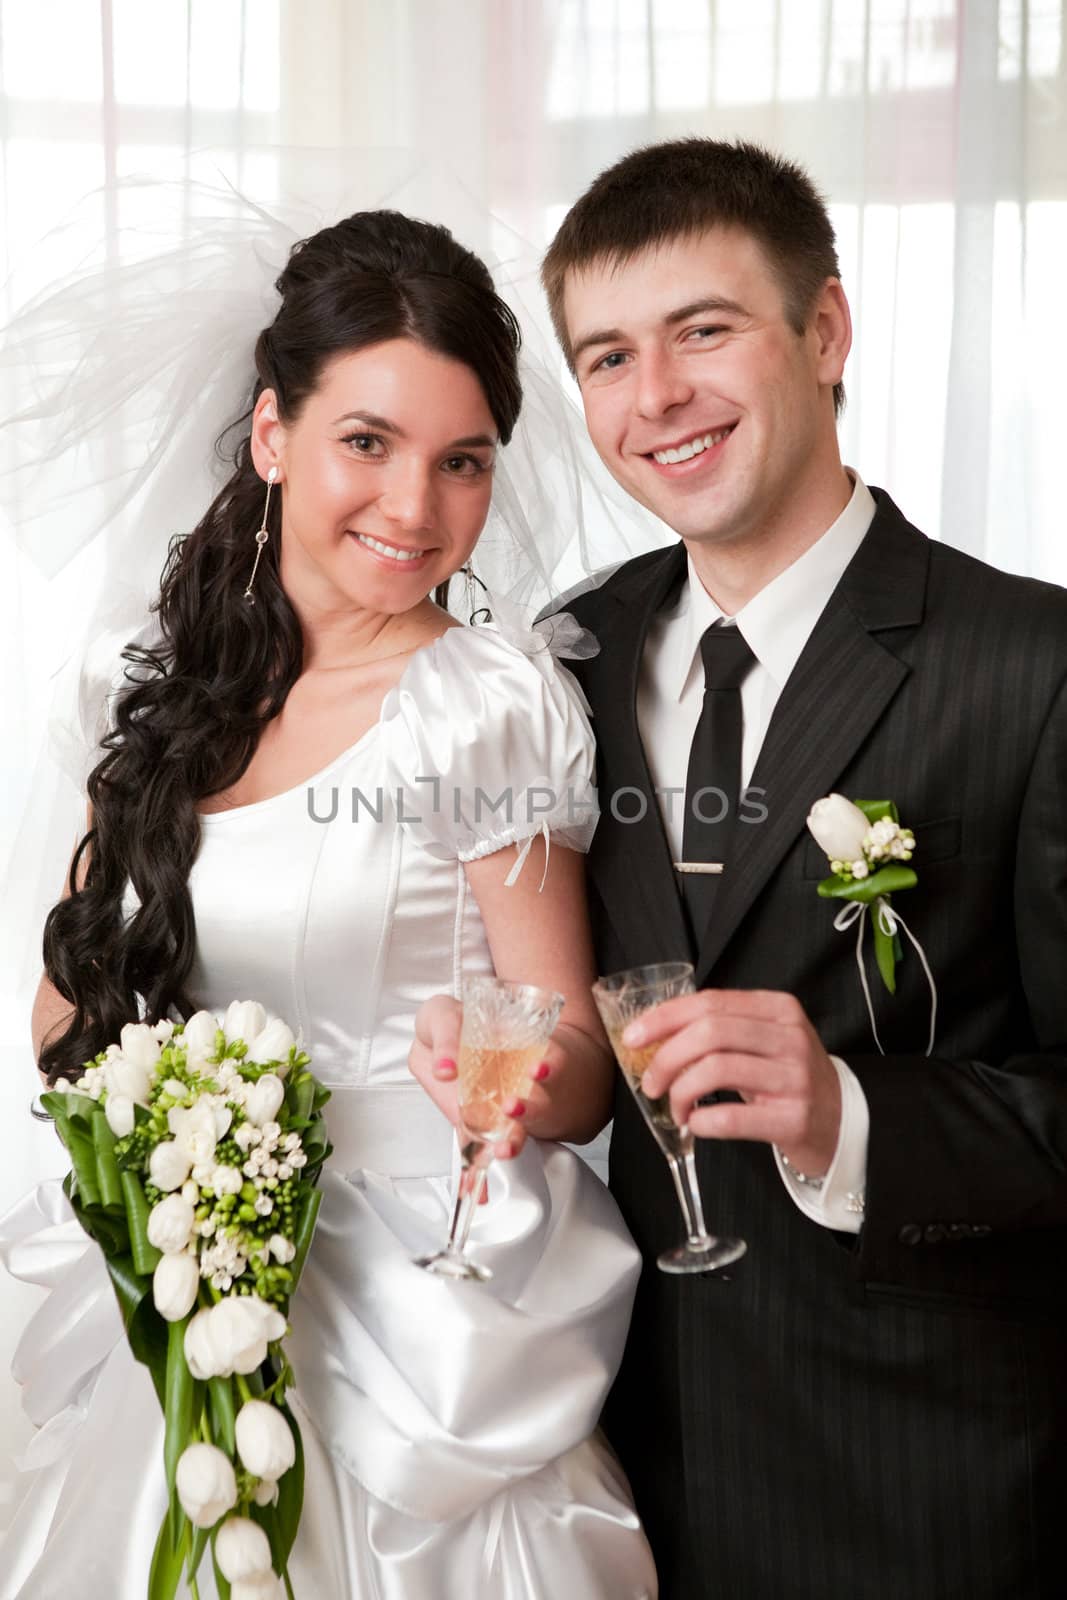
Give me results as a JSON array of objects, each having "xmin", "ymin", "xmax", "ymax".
[{"xmin": 673, "ymin": 862, "xmax": 724, "ymax": 875}]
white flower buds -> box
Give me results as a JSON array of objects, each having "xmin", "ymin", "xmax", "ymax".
[
  {"xmin": 215, "ymin": 1516, "xmax": 275, "ymax": 1582},
  {"xmin": 235, "ymin": 1399, "xmax": 296, "ymax": 1482},
  {"xmin": 244, "ymin": 1075, "xmax": 285, "ymax": 1128},
  {"xmin": 175, "ymin": 1442, "xmax": 238, "ymax": 1528},
  {"xmin": 152, "ymin": 1251, "xmax": 200, "ymax": 1321},
  {"xmin": 146, "ymin": 1193, "xmax": 195, "ymax": 1254},
  {"xmin": 806, "ymin": 793, "xmax": 870, "ymax": 864}
]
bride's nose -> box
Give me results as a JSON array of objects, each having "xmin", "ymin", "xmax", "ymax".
[{"xmin": 378, "ymin": 459, "xmax": 436, "ymax": 534}]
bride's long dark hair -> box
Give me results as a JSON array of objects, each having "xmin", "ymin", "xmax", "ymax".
[{"xmin": 39, "ymin": 210, "xmax": 522, "ymax": 1083}]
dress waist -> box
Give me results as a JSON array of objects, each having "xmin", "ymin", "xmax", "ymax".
[{"xmin": 323, "ymin": 1083, "xmax": 455, "ymax": 1178}]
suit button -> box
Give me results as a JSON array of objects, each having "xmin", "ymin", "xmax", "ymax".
[
  {"xmin": 923, "ymin": 1223, "xmax": 946, "ymax": 1243},
  {"xmin": 898, "ymin": 1223, "xmax": 923, "ymax": 1246},
  {"xmin": 972, "ymin": 1224, "xmax": 993, "ymax": 1237},
  {"xmin": 947, "ymin": 1222, "xmax": 969, "ymax": 1241}
]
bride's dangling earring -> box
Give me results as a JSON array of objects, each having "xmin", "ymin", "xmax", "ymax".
[
  {"xmin": 243, "ymin": 465, "xmax": 278, "ymax": 604},
  {"xmin": 462, "ymin": 562, "xmax": 492, "ymax": 626}
]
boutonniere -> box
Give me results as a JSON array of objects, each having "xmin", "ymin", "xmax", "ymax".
[{"xmin": 807, "ymin": 794, "xmax": 936, "ymax": 1053}]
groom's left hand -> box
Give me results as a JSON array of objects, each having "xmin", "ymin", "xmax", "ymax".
[{"xmin": 629, "ymin": 989, "xmax": 841, "ymax": 1178}]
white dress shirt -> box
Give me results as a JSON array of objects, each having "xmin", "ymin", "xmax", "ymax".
[{"xmin": 637, "ymin": 472, "xmax": 876, "ymax": 1232}]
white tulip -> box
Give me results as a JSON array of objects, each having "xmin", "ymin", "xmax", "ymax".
[
  {"xmin": 253, "ymin": 1478, "xmax": 279, "ymax": 1507},
  {"xmin": 244, "ymin": 1075, "xmax": 285, "ymax": 1129},
  {"xmin": 224, "ymin": 1000, "xmax": 268, "ymax": 1046},
  {"xmin": 245, "ymin": 1018, "xmax": 295, "ymax": 1070},
  {"xmin": 175, "ymin": 1442, "xmax": 238, "ymax": 1528},
  {"xmin": 152, "ymin": 1251, "xmax": 200, "ymax": 1321},
  {"xmin": 184, "ymin": 1306, "xmax": 225, "ymax": 1380},
  {"xmin": 184, "ymin": 1296, "xmax": 286, "ymax": 1380},
  {"xmin": 183, "ymin": 1010, "xmax": 221, "ymax": 1058},
  {"xmin": 806, "ymin": 794, "xmax": 870, "ymax": 864},
  {"xmin": 147, "ymin": 1193, "xmax": 195, "ymax": 1254},
  {"xmin": 154, "ymin": 1018, "xmax": 176, "ymax": 1044},
  {"xmin": 119, "ymin": 1022, "xmax": 162, "ymax": 1071},
  {"xmin": 104, "ymin": 1055, "xmax": 152, "ymax": 1106},
  {"xmin": 168, "ymin": 1101, "xmax": 219, "ymax": 1166},
  {"xmin": 213, "ymin": 1295, "xmax": 287, "ymax": 1375},
  {"xmin": 232, "ymin": 1575, "xmax": 283, "ymax": 1600},
  {"xmin": 215, "ymin": 1516, "xmax": 274, "ymax": 1582},
  {"xmin": 104, "ymin": 1093, "xmax": 135, "ymax": 1137},
  {"xmin": 235, "ymin": 1400, "xmax": 296, "ymax": 1481},
  {"xmin": 149, "ymin": 1138, "xmax": 193, "ymax": 1193}
]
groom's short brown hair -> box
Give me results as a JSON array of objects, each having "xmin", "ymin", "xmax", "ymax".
[{"xmin": 542, "ymin": 138, "xmax": 845, "ymax": 411}]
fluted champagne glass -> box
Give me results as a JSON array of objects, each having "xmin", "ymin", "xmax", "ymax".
[
  {"xmin": 416, "ymin": 977, "xmax": 564, "ymax": 1282},
  {"xmin": 592, "ymin": 962, "xmax": 746, "ymax": 1274}
]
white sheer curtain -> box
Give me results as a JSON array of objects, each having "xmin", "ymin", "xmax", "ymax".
[{"xmin": 1, "ymin": 0, "xmax": 1064, "ymax": 1492}]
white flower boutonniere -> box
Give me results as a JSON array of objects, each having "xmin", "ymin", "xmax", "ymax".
[{"xmin": 807, "ymin": 794, "xmax": 935, "ymax": 1053}]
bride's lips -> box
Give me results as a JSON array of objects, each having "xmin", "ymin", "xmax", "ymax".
[
  {"xmin": 349, "ymin": 530, "xmax": 436, "ymax": 572},
  {"xmin": 640, "ymin": 422, "xmax": 737, "ymax": 478}
]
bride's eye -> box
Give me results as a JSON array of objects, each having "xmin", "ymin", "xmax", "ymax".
[
  {"xmin": 342, "ymin": 432, "xmax": 386, "ymax": 457},
  {"xmin": 442, "ymin": 454, "xmax": 490, "ymax": 477}
]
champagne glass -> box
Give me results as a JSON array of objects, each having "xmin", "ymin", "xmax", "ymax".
[
  {"xmin": 416, "ymin": 976, "xmax": 564, "ymax": 1282},
  {"xmin": 592, "ymin": 962, "xmax": 746, "ymax": 1274}
]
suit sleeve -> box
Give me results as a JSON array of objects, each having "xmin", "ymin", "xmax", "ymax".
[{"xmin": 846, "ymin": 671, "xmax": 1067, "ymax": 1297}]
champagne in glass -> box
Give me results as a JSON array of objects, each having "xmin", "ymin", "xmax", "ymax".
[
  {"xmin": 593, "ymin": 962, "xmax": 746, "ymax": 1275},
  {"xmin": 415, "ymin": 977, "xmax": 564, "ymax": 1282}
]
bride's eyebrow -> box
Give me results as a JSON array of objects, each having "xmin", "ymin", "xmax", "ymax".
[{"xmin": 333, "ymin": 410, "xmax": 496, "ymax": 449}]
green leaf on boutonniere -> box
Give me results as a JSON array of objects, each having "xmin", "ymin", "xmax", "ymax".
[{"xmin": 816, "ymin": 864, "xmax": 918, "ymax": 902}]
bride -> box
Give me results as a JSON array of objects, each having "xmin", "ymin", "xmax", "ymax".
[{"xmin": 1, "ymin": 208, "xmax": 657, "ymax": 1597}]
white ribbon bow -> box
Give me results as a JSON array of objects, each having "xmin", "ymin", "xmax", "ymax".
[{"xmin": 832, "ymin": 895, "xmax": 938, "ymax": 1056}]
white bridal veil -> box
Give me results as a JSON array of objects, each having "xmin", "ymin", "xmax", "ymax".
[{"xmin": 0, "ymin": 152, "xmax": 667, "ymax": 1097}]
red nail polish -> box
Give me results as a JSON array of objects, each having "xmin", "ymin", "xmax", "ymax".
[
  {"xmin": 507, "ymin": 1099, "xmax": 526, "ymax": 1118},
  {"xmin": 435, "ymin": 1057, "xmax": 457, "ymax": 1076},
  {"xmin": 533, "ymin": 1063, "xmax": 551, "ymax": 1082}
]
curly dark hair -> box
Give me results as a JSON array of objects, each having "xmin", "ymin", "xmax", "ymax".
[{"xmin": 39, "ymin": 210, "xmax": 522, "ymax": 1082}]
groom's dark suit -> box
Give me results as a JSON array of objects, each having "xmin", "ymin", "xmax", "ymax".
[{"xmin": 563, "ymin": 489, "xmax": 1067, "ymax": 1599}]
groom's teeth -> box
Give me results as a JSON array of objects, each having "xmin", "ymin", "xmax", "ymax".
[
  {"xmin": 357, "ymin": 534, "xmax": 424, "ymax": 562},
  {"xmin": 652, "ymin": 426, "xmax": 731, "ymax": 466}
]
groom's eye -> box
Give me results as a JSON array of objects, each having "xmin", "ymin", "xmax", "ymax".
[{"xmin": 593, "ymin": 351, "xmax": 629, "ymax": 372}]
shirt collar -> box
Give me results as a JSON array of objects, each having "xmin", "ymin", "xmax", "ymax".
[{"xmin": 669, "ymin": 471, "xmax": 877, "ymax": 702}]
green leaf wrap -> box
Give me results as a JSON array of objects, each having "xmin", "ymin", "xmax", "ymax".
[
  {"xmin": 148, "ymin": 1509, "xmax": 188, "ymax": 1600},
  {"xmin": 817, "ymin": 865, "xmax": 917, "ymax": 903},
  {"xmin": 164, "ymin": 1317, "xmax": 198, "ymax": 1543},
  {"xmin": 208, "ymin": 1377, "xmax": 237, "ymax": 1456},
  {"xmin": 289, "ymin": 1186, "xmax": 322, "ymax": 1291},
  {"xmin": 121, "ymin": 1170, "xmax": 163, "ymax": 1276},
  {"xmin": 92, "ymin": 1115, "xmax": 124, "ymax": 1213}
]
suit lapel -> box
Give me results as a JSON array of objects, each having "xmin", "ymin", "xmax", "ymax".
[
  {"xmin": 694, "ymin": 493, "xmax": 931, "ymax": 985},
  {"xmin": 586, "ymin": 542, "xmax": 692, "ymax": 964}
]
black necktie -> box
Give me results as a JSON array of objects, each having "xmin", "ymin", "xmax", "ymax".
[{"xmin": 679, "ymin": 624, "xmax": 756, "ymax": 943}]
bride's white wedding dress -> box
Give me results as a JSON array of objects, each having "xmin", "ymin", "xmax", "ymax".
[{"xmin": 0, "ymin": 625, "xmax": 657, "ymax": 1599}]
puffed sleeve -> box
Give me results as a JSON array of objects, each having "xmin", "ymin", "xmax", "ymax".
[{"xmin": 380, "ymin": 625, "xmax": 598, "ymax": 885}]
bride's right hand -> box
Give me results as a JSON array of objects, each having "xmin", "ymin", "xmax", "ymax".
[{"xmin": 408, "ymin": 993, "xmax": 533, "ymax": 1162}]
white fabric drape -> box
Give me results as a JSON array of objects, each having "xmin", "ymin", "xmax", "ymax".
[{"xmin": 2, "ymin": 0, "xmax": 1065, "ymax": 1505}]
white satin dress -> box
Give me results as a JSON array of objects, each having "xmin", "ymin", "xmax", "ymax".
[{"xmin": 0, "ymin": 625, "xmax": 658, "ymax": 1600}]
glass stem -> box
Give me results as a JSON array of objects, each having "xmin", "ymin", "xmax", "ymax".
[
  {"xmin": 667, "ymin": 1150, "xmax": 712, "ymax": 1247},
  {"xmin": 443, "ymin": 1158, "xmax": 488, "ymax": 1261}
]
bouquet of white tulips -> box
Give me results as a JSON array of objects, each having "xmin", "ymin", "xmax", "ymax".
[{"xmin": 41, "ymin": 1001, "xmax": 331, "ymax": 1600}]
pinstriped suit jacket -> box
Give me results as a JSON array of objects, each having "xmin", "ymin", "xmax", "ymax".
[{"xmin": 563, "ymin": 489, "xmax": 1067, "ymax": 1600}]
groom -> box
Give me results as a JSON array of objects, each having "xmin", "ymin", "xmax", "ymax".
[{"xmin": 538, "ymin": 139, "xmax": 1067, "ymax": 1597}]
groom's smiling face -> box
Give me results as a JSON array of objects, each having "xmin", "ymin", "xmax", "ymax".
[{"xmin": 564, "ymin": 227, "xmax": 847, "ymax": 553}]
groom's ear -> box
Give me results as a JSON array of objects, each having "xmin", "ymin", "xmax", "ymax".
[
  {"xmin": 250, "ymin": 390, "xmax": 286, "ymax": 480},
  {"xmin": 811, "ymin": 279, "xmax": 852, "ymax": 390}
]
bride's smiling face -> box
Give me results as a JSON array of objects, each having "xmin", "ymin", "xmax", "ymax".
[{"xmin": 253, "ymin": 337, "xmax": 499, "ymax": 616}]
